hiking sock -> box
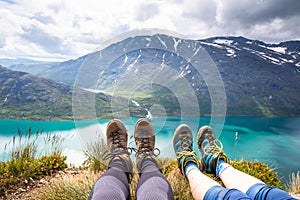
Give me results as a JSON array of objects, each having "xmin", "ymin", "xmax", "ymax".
[
  {"xmin": 184, "ymin": 161, "xmax": 200, "ymax": 177},
  {"xmin": 140, "ymin": 159, "xmax": 159, "ymax": 173},
  {"xmin": 216, "ymin": 159, "xmax": 232, "ymax": 178}
]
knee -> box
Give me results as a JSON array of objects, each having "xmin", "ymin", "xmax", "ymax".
[
  {"xmin": 204, "ymin": 186, "xmax": 251, "ymax": 200},
  {"xmin": 246, "ymin": 183, "xmax": 294, "ymax": 200},
  {"xmin": 137, "ymin": 177, "xmax": 173, "ymax": 200}
]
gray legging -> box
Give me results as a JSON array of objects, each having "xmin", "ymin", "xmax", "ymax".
[{"xmin": 89, "ymin": 167, "xmax": 174, "ymax": 200}]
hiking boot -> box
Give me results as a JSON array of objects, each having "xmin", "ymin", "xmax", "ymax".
[
  {"xmin": 134, "ymin": 119, "xmax": 160, "ymax": 173},
  {"xmin": 105, "ymin": 119, "xmax": 133, "ymax": 173},
  {"xmin": 172, "ymin": 124, "xmax": 200, "ymax": 175},
  {"xmin": 197, "ymin": 126, "xmax": 229, "ymax": 174}
]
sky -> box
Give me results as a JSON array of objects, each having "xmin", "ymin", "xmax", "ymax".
[{"xmin": 0, "ymin": 0, "xmax": 299, "ymax": 61}]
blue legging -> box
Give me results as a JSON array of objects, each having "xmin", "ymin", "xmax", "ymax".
[
  {"xmin": 204, "ymin": 183, "xmax": 296, "ymax": 200},
  {"xmin": 89, "ymin": 167, "xmax": 174, "ymax": 200}
]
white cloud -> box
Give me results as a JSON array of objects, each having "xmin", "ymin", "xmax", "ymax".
[
  {"xmin": 135, "ymin": 3, "xmax": 160, "ymax": 21},
  {"xmin": 0, "ymin": 0, "xmax": 299, "ymax": 61}
]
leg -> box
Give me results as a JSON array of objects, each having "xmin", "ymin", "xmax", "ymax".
[
  {"xmin": 134, "ymin": 119, "xmax": 174, "ymax": 200},
  {"xmin": 246, "ymin": 183, "xmax": 297, "ymax": 200},
  {"xmin": 198, "ymin": 126, "xmax": 296, "ymax": 200},
  {"xmin": 218, "ymin": 164, "xmax": 296, "ymax": 200},
  {"xmin": 220, "ymin": 164, "xmax": 263, "ymax": 193},
  {"xmin": 89, "ymin": 168, "xmax": 129, "ymax": 200},
  {"xmin": 173, "ymin": 125, "xmax": 250, "ymax": 200},
  {"xmin": 187, "ymin": 167, "xmax": 220, "ymax": 200},
  {"xmin": 89, "ymin": 119, "xmax": 133, "ymax": 200},
  {"xmin": 136, "ymin": 167, "xmax": 173, "ymax": 200}
]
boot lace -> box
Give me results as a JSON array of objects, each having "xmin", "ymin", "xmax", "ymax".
[
  {"xmin": 180, "ymin": 136, "xmax": 192, "ymax": 151},
  {"xmin": 175, "ymin": 135, "xmax": 195, "ymax": 161},
  {"xmin": 134, "ymin": 137, "xmax": 160, "ymax": 157},
  {"xmin": 203, "ymin": 139, "xmax": 224, "ymax": 156},
  {"xmin": 175, "ymin": 151, "xmax": 196, "ymax": 160},
  {"xmin": 103, "ymin": 131, "xmax": 132, "ymax": 160}
]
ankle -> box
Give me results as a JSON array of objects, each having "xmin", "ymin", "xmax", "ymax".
[
  {"xmin": 178, "ymin": 152, "xmax": 200, "ymax": 175},
  {"xmin": 184, "ymin": 161, "xmax": 200, "ymax": 178},
  {"xmin": 216, "ymin": 159, "xmax": 231, "ymax": 178},
  {"xmin": 139, "ymin": 158, "xmax": 159, "ymax": 173}
]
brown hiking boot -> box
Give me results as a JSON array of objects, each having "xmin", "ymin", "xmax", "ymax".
[
  {"xmin": 105, "ymin": 119, "xmax": 133, "ymax": 173},
  {"xmin": 134, "ymin": 119, "xmax": 160, "ymax": 173}
]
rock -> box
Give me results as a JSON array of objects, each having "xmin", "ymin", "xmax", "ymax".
[
  {"xmin": 291, "ymin": 193, "xmax": 300, "ymax": 199},
  {"xmin": 18, "ymin": 188, "xmax": 26, "ymax": 192}
]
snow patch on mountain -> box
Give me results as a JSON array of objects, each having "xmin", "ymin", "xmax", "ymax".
[
  {"xmin": 263, "ymin": 55, "xmax": 281, "ymax": 64},
  {"xmin": 199, "ymin": 41, "xmax": 223, "ymax": 49},
  {"xmin": 257, "ymin": 44, "xmax": 287, "ymax": 55},
  {"xmin": 214, "ymin": 39, "xmax": 234, "ymax": 46},
  {"xmin": 159, "ymin": 53, "xmax": 167, "ymax": 70},
  {"xmin": 226, "ymin": 48, "xmax": 236, "ymax": 57},
  {"xmin": 267, "ymin": 46, "xmax": 287, "ymax": 54},
  {"xmin": 242, "ymin": 47, "xmax": 289, "ymax": 65},
  {"xmin": 173, "ymin": 38, "xmax": 181, "ymax": 52},
  {"xmin": 127, "ymin": 52, "xmax": 141, "ymax": 71},
  {"xmin": 189, "ymin": 47, "xmax": 201, "ymax": 62},
  {"xmin": 121, "ymin": 54, "xmax": 128, "ymax": 68},
  {"xmin": 156, "ymin": 35, "xmax": 167, "ymax": 49},
  {"xmin": 145, "ymin": 37, "xmax": 151, "ymax": 47},
  {"xmin": 131, "ymin": 100, "xmax": 140, "ymax": 107}
]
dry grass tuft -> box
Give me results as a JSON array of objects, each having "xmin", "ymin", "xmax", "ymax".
[{"xmin": 287, "ymin": 171, "xmax": 300, "ymax": 195}]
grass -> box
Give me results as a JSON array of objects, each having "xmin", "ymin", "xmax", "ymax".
[
  {"xmin": 28, "ymin": 170, "xmax": 101, "ymax": 200},
  {"xmin": 0, "ymin": 127, "xmax": 68, "ymax": 198},
  {"xmin": 82, "ymin": 137, "xmax": 109, "ymax": 173},
  {"xmin": 1, "ymin": 127, "xmax": 299, "ymax": 200},
  {"xmin": 287, "ymin": 171, "xmax": 300, "ymax": 195},
  {"xmin": 27, "ymin": 138, "xmax": 288, "ymax": 200},
  {"xmin": 26, "ymin": 158, "xmax": 289, "ymax": 200}
]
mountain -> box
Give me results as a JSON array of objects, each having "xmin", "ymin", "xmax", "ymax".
[
  {"xmin": 2, "ymin": 56, "xmax": 86, "ymax": 86},
  {"xmin": 0, "ymin": 66, "xmax": 146, "ymax": 120},
  {"xmin": 0, "ymin": 58, "xmax": 53, "ymax": 68},
  {"xmin": 0, "ymin": 58, "xmax": 60, "ymax": 81},
  {"xmin": 3, "ymin": 35, "xmax": 300, "ymax": 117}
]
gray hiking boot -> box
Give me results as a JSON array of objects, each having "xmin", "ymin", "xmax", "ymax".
[
  {"xmin": 105, "ymin": 119, "xmax": 133, "ymax": 173},
  {"xmin": 134, "ymin": 119, "xmax": 160, "ymax": 173}
]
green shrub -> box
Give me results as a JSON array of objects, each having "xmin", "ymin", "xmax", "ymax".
[
  {"xmin": 0, "ymin": 154, "xmax": 67, "ymax": 197},
  {"xmin": 0, "ymin": 127, "xmax": 67, "ymax": 198},
  {"xmin": 38, "ymin": 154, "xmax": 68, "ymax": 175}
]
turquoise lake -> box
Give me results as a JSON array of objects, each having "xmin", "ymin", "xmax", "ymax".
[{"xmin": 0, "ymin": 116, "xmax": 299, "ymax": 182}]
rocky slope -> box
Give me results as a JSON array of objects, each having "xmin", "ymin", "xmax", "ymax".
[{"xmin": 0, "ymin": 66, "xmax": 145, "ymax": 120}]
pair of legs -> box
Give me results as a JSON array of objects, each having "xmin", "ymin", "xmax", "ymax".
[
  {"xmin": 173, "ymin": 125, "xmax": 296, "ymax": 200},
  {"xmin": 89, "ymin": 119, "xmax": 173, "ymax": 200}
]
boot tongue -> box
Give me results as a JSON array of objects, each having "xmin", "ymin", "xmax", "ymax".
[
  {"xmin": 111, "ymin": 131, "xmax": 127, "ymax": 153},
  {"xmin": 139, "ymin": 137, "xmax": 153, "ymax": 153}
]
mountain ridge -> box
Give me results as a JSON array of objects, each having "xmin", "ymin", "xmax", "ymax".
[
  {"xmin": 0, "ymin": 66, "xmax": 147, "ymax": 120},
  {"xmin": 1, "ymin": 35, "xmax": 300, "ymax": 117}
]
